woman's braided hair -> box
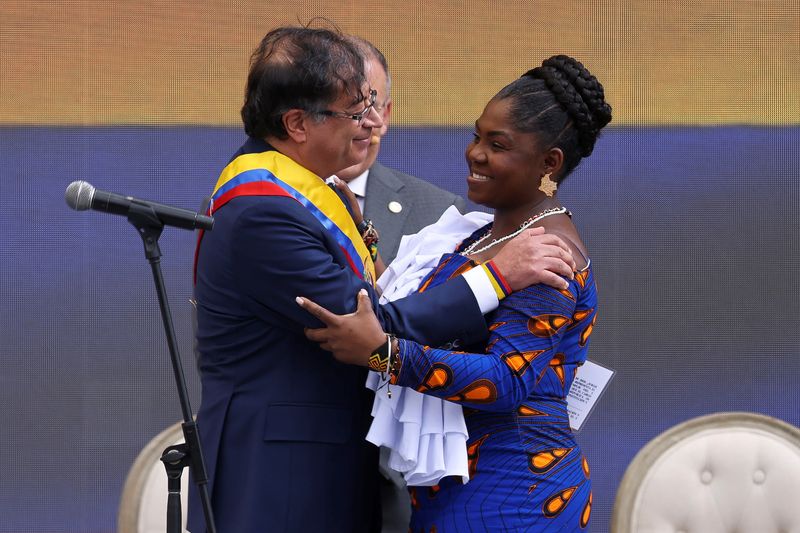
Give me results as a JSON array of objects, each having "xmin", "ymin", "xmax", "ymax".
[{"xmin": 495, "ymin": 55, "xmax": 612, "ymax": 181}]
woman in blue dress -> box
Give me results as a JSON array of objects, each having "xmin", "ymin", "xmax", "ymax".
[{"xmin": 300, "ymin": 55, "xmax": 612, "ymax": 532}]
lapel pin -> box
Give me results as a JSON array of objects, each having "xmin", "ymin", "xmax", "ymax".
[{"xmin": 388, "ymin": 201, "xmax": 403, "ymax": 214}]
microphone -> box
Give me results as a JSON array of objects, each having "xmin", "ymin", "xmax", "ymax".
[{"xmin": 65, "ymin": 180, "xmax": 213, "ymax": 231}]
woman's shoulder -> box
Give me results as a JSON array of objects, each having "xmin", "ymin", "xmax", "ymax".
[{"xmin": 536, "ymin": 214, "xmax": 590, "ymax": 271}]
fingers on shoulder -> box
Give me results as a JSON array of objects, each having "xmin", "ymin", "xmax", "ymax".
[
  {"xmin": 548, "ymin": 231, "xmax": 587, "ymax": 271},
  {"xmin": 296, "ymin": 296, "xmax": 337, "ymax": 324}
]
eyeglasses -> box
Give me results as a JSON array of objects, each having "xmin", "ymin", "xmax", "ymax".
[{"xmin": 316, "ymin": 89, "xmax": 377, "ymax": 125}]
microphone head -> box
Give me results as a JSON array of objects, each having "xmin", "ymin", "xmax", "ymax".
[{"xmin": 65, "ymin": 180, "xmax": 95, "ymax": 211}]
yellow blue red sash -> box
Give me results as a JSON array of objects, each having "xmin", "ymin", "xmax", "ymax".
[{"xmin": 194, "ymin": 149, "xmax": 375, "ymax": 284}]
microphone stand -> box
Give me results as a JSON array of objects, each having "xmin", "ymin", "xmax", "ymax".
[{"xmin": 126, "ymin": 202, "xmax": 217, "ymax": 533}]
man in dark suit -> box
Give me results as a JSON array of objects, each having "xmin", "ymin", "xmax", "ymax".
[
  {"xmin": 335, "ymin": 38, "xmax": 466, "ymax": 264},
  {"xmin": 188, "ymin": 27, "xmax": 576, "ymax": 533}
]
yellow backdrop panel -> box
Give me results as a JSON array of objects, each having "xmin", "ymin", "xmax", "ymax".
[{"xmin": 1, "ymin": 0, "xmax": 797, "ymax": 125}]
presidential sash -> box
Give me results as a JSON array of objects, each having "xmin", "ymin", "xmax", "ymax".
[{"xmin": 194, "ymin": 149, "xmax": 376, "ymax": 284}]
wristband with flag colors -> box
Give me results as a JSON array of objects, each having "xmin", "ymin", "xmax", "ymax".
[{"xmin": 481, "ymin": 260, "xmax": 511, "ymax": 300}]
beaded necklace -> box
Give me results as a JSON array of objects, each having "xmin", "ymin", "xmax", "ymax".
[{"xmin": 460, "ymin": 206, "xmax": 569, "ymax": 256}]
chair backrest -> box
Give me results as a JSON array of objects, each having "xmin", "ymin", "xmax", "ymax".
[
  {"xmin": 611, "ymin": 412, "xmax": 800, "ymax": 533},
  {"xmin": 118, "ymin": 421, "xmax": 189, "ymax": 533}
]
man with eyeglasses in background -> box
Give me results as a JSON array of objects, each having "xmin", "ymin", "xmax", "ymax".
[
  {"xmin": 333, "ymin": 37, "xmax": 466, "ymax": 264},
  {"xmin": 331, "ymin": 36, "xmax": 470, "ymax": 532},
  {"xmin": 189, "ymin": 26, "xmax": 577, "ymax": 533}
]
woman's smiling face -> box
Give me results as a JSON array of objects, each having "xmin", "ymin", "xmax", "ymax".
[{"xmin": 465, "ymin": 98, "xmax": 550, "ymax": 211}]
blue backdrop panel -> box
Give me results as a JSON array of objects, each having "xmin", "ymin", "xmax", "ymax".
[{"xmin": 0, "ymin": 126, "xmax": 798, "ymax": 531}]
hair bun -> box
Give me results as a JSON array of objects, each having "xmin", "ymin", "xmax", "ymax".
[{"xmin": 524, "ymin": 55, "xmax": 612, "ymax": 156}]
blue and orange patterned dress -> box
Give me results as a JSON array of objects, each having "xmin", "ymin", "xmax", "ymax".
[{"xmin": 393, "ymin": 226, "xmax": 598, "ymax": 532}]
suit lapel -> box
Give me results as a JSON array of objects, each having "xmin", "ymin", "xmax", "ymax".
[{"xmin": 364, "ymin": 162, "xmax": 411, "ymax": 262}]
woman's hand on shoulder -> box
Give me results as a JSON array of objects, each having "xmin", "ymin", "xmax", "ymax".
[{"xmin": 296, "ymin": 289, "xmax": 387, "ymax": 366}]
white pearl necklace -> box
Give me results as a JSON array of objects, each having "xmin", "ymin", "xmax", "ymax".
[{"xmin": 460, "ymin": 207, "xmax": 568, "ymax": 256}]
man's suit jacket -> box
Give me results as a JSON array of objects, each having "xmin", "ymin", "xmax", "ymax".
[
  {"xmin": 364, "ymin": 162, "xmax": 466, "ymax": 264},
  {"xmin": 188, "ymin": 140, "xmax": 487, "ymax": 533}
]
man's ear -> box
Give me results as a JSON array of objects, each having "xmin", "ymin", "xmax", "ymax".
[
  {"xmin": 282, "ymin": 109, "xmax": 308, "ymax": 143},
  {"xmin": 379, "ymin": 99, "xmax": 392, "ymax": 137}
]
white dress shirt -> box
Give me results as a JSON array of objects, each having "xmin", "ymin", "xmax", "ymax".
[{"xmin": 343, "ymin": 169, "xmax": 369, "ymax": 213}]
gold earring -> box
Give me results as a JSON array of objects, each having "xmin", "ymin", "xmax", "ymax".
[{"xmin": 538, "ymin": 173, "xmax": 557, "ymax": 197}]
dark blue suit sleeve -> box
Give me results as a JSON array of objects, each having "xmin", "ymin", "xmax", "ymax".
[
  {"xmin": 230, "ymin": 197, "xmax": 488, "ymax": 347},
  {"xmin": 379, "ymin": 275, "xmax": 488, "ymax": 347}
]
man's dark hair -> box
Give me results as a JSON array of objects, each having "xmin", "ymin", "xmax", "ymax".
[
  {"xmin": 241, "ymin": 27, "xmax": 367, "ymax": 140},
  {"xmin": 495, "ymin": 55, "xmax": 613, "ymax": 181}
]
